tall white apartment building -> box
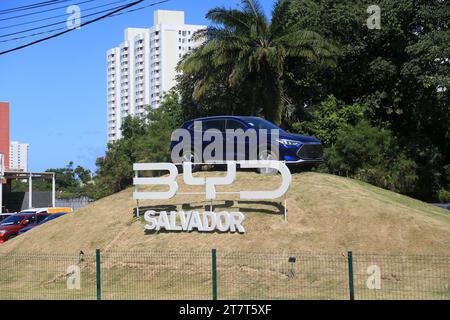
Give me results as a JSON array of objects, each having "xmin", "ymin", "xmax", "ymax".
[
  {"xmin": 107, "ymin": 10, "xmax": 206, "ymax": 142},
  {"xmin": 9, "ymin": 141, "xmax": 29, "ymax": 172}
]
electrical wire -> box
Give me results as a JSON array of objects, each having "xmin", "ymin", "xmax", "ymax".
[
  {"xmin": 0, "ymin": 0, "xmax": 95, "ymax": 22},
  {"xmin": 0, "ymin": 1, "xmax": 139, "ymax": 38},
  {"xmin": 0, "ymin": 0, "xmax": 73, "ymax": 15},
  {"xmin": 0, "ymin": 0, "xmax": 168, "ymax": 55},
  {"xmin": 0, "ymin": 0, "xmax": 128, "ymax": 30},
  {"xmin": 0, "ymin": 0, "xmax": 168, "ymax": 43}
]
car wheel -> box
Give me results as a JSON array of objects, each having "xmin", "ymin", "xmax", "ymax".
[
  {"xmin": 6, "ymin": 234, "xmax": 16, "ymax": 241},
  {"xmin": 177, "ymin": 150, "xmax": 201, "ymax": 173},
  {"xmin": 257, "ymin": 147, "xmax": 279, "ymax": 175}
]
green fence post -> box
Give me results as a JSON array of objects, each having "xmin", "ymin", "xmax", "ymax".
[
  {"xmin": 96, "ymin": 249, "xmax": 101, "ymax": 301},
  {"xmin": 212, "ymin": 249, "xmax": 217, "ymax": 300},
  {"xmin": 347, "ymin": 251, "xmax": 355, "ymax": 300}
]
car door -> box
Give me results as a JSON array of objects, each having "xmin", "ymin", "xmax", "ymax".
[
  {"xmin": 201, "ymin": 119, "xmax": 226, "ymax": 162},
  {"xmin": 225, "ymin": 119, "xmax": 252, "ymax": 160},
  {"xmin": 36, "ymin": 214, "xmax": 49, "ymax": 225},
  {"xmin": 25, "ymin": 215, "xmax": 38, "ymax": 227}
]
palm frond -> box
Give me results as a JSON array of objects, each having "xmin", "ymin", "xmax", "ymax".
[
  {"xmin": 241, "ymin": 0, "xmax": 265, "ymax": 18},
  {"xmin": 206, "ymin": 8, "xmax": 252, "ymax": 32},
  {"xmin": 229, "ymin": 59, "xmax": 249, "ymax": 86},
  {"xmin": 270, "ymin": 0, "xmax": 291, "ymax": 36}
]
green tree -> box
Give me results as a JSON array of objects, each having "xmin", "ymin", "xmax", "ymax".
[
  {"xmin": 283, "ymin": 0, "xmax": 449, "ymax": 201},
  {"xmin": 326, "ymin": 121, "xmax": 418, "ymax": 195},
  {"xmin": 179, "ymin": 0, "xmax": 337, "ymax": 124},
  {"xmin": 94, "ymin": 92, "xmax": 184, "ymax": 196},
  {"xmin": 74, "ymin": 166, "xmax": 92, "ymax": 185},
  {"xmin": 291, "ymin": 95, "xmax": 369, "ymax": 145}
]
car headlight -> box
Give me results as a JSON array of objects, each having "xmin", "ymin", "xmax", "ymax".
[
  {"xmin": 0, "ymin": 230, "xmax": 7, "ymax": 236},
  {"xmin": 276, "ymin": 139, "xmax": 301, "ymax": 146}
]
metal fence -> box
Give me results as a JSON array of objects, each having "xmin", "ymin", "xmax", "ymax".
[
  {"xmin": 55, "ymin": 197, "xmax": 92, "ymax": 211},
  {"xmin": 0, "ymin": 250, "xmax": 448, "ymax": 300}
]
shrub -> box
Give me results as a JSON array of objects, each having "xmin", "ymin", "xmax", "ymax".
[
  {"xmin": 437, "ymin": 189, "xmax": 450, "ymax": 203},
  {"xmin": 325, "ymin": 121, "xmax": 418, "ymax": 194}
]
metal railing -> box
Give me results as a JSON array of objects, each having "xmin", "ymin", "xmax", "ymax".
[{"xmin": 0, "ymin": 250, "xmax": 448, "ymax": 300}]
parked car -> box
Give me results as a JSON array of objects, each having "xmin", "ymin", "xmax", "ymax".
[
  {"xmin": 18, "ymin": 212, "xmax": 67, "ymax": 235},
  {"xmin": 432, "ymin": 203, "xmax": 450, "ymax": 210},
  {"xmin": 0, "ymin": 212, "xmax": 50, "ymax": 243},
  {"xmin": 170, "ymin": 116, "xmax": 323, "ymax": 172},
  {"xmin": 0, "ymin": 213, "xmax": 15, "ymax": 223},
  {"xmin": 19, "ymin": 207, "xmax": 73, "ymax": 214}
]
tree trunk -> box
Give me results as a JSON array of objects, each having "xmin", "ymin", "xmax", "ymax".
[{"xmin": 262, "ymin": 75, "xmax": 282, "ymax": 125}]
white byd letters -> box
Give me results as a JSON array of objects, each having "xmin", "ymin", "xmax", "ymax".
[
  {"xmin": 144, "ymin": 210, "xmax": 245, "ymax": 233},
  {"xmin": 134, "ymin": 161, "xmax": 291, "ymax": 200},
  {"xmin": 183, "ymin": 161, "xmax": 237, "ymax": 199},
  {"xmin": 133, "ymin": 163, "xmax": 178, "ymax": 200},
  {"xmin": 239, "ymin": 161, "xmax": 291, "ymax": 199}
]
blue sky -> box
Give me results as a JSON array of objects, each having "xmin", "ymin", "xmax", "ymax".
[{"xmin": 0, "ymin": 0, "xmax": 274, "ymax": 172}]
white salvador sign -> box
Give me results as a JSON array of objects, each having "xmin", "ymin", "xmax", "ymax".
[{"xmin": 133, "ymin": 160, "xmax": 292, "ymax": 234}]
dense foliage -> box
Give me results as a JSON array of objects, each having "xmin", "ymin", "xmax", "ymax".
[
  {"xmin": 93, "ymin": 0, "xmax": 449, "ymax": 203},
  {"xmin": 94, "ymin": 92, "xmax": 183, "ymax": 197},
  {"xmin": 11, "ymin": 162, "xmax": 95, "ymax": 199}
]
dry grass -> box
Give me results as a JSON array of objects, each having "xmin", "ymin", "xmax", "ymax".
[
  {"xmin": 1, "ymin": 171, "xmax": 449, "ymax": 255},
  {"xmin": 1, "ymin": 171, "xmax": 449, "ymax": 300}
]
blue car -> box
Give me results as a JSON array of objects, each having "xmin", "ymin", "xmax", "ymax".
[
  {"xmin": 18, "ymin": 212, "xmax": 67, "ymax": 235},
  {"xmin": 170, "ymin": 116, "xmax": 323, "ymax": 171}
]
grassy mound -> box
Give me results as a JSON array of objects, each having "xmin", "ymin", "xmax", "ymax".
[{"xmin": 1, "ymin": 172, "xmax": 449, "ymax": 255}]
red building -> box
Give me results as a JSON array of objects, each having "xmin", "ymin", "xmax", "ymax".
[{"xmin": 0, "ymin": 102, "xmax": 10, "ymax": 172}]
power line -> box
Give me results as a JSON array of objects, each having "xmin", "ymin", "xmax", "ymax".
[
  {"xmin": 0, "ymin": 0, "xmax": 95, "ymax": 22},
  {"xmin": 0, "ymin": 0, "xmax": 168, "ymax": 44},
  {"xmin": 0, "ymin": 0, "xmax": 168, "ymax": 55},
  {"xmin": 0, "ymin": 1, "xmax": 59, "ymax": 14},
  {"xmin": 0, "ymin": 0, "xmax": 128, "ymax": 30},
  {"xmin": 0, "ymin": 1, "xmax": 138, "ymax": 38},
  {"xmin": 0, "ymin": 0, "xmax": 73, "ymax": 15}
]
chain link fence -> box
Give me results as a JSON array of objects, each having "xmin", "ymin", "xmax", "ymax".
[
  {"xmin": 0, "ymin": 250, "xmax": 448, "ymax": 300},
  {"xmin": 0, "ymin": 252, "xmax": 97, "ymax": 300}
]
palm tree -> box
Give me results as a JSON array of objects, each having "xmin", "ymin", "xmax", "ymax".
[{"xmin": 179, "ymin": 0, "xmax": 338, "ymax": 124}]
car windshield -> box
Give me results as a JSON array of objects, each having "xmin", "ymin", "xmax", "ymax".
[
  {"xmin": 0, "ymin": 215, "xmax": 26, "ymax": 226},
  {"xmin": 39, "ymin": 214, "xmax": 63, "ymax": 224},
  {"xmin": 241, "ymin": 117, "xmax": 282, "ymax": 131}
]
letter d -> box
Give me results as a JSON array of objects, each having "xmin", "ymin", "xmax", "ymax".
[{"xmin": 202, "ymin": 211, "xmax": 216, "ymax": 231}]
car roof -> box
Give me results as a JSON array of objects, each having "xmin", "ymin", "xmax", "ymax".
[
  {"xmin": 183, "ymin": 116, "xmax": 265, "ymax": 128},
  {"xmin": 20, "ymin": 207, "xmax": 48, "ymax": 213},
  {"xmin": 191, "ymin": 115, "xmax": 261, "ymax": 121}
]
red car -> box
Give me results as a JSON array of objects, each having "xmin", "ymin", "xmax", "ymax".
[{"xmin": 0, "ymin": 213, "xmax": 50, "ymax": 243}]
